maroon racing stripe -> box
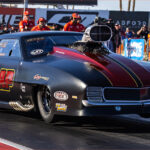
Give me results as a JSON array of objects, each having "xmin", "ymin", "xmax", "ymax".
[
  {"xmin": 109, "ymin": 53, "xmax": 150, "ymax": 87},
  {"xmin": 53, "ymin": 47, "xmax": 138, "ymax": 87}
]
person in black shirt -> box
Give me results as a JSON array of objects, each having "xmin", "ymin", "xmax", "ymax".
[
  {"xmin": 10, "ymin": 25, "xmax": 17, "ymax": 33},
  {"xmin": 137, "ymin": 25, "xmax": 149, "ymax": 41},
  {"xmin": 111, "ymin": 23, "xmax": 121, "ymax": 53}
]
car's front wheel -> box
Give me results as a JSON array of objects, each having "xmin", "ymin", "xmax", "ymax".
[{"xmin": 37, "ymin": 86, "xmax": 54, "ymax": 123}]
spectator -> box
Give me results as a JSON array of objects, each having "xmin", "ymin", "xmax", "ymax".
[
  {"xmin": 113, "ymin": 23, "xmax": 121, "ymax": 53},
  {"xmin": 107, "ymin": 19, "xmax": 115, "ymax": 31},
  {"xmin": 77, "ymin": 15, "xmax": 85, "ymax": 32},
  {"xmin": 137, "ymin": 25, "xmax": 149, "ymax": 41},
  {"xmin": 2, "ymin": 26, "xmax": 9, "ymax": 34},
  {"xmin": 19, "ymin": 11, "xmax": 35, "ymax": 32},
  {"xmin": 125, "ymin": 27, "xmax": 135, "ymax": 39},
  {"xmin": 106, "ymin": 19, "xmax": 115, "ymax": 52},
  {"xmin": 63, "ymin": 13, "xmax": 81, "ymax": 32},
  {"xmin": 119, "ymin": 25, "xmax": 125, "ymax": 40},
  {"xmin": 10, "ymin": 25, "xmax": 17, "ymax": 33},
  {"xmin": 31, "ymin": 17, "xmax": 50, "ymax": 31}
]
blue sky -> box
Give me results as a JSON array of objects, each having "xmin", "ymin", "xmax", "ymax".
[
  {"xmin": 74, "ymin": 0, "xmax": 150, "ymax": 11},
  {"xmin": 23, "ymin": 0, "xmax": 149, "ymax": 12}
]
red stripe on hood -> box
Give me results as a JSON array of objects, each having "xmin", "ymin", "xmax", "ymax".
[
  {"xmin": 52, "ymin": 47, "xmax": 138, "ymax": 87},
  {"xmin": 53, "ymin": 47, "xmax": 112, "ymax": 75}
]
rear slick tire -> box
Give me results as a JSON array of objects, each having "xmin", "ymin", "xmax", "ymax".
[{"xmin": 37, "ymin": 86, "xmax": 54, "ymax": 123}]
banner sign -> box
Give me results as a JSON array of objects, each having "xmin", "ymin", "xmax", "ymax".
[
  {"xmin": 0, "ymin": 8, "xmax": 35, "ymax": 27},
  {"xmin": 0, "ymin": 0, "xmax": 97, "ymax": 5},
  {"xmin": 109, "ymin": 11, "xmax": 149, "ymax": 32},
  {"xmin": 124, "ymin": 39, "xmax": 145, "ymax": 60},
  {"xmin": 0, "ymin": 7, "xmax": 109, "ymax": 29},
  {"xmin": 35, "ymin": 9, "xmax": 109, "ymax": 27}
]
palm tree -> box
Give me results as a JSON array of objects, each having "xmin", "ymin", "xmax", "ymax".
[
  {"xmin": 119, "ymin": 0, "xmax": 122, "ymax": 11},
  {"xmin": 128, "ymin": 0, "xmax": 131, "ymax": 11},
  {"xmin": 132, "ymin": 0, "xmax": 136, "ymax": 11},
  {"xmin": 119, "ymin": 0, "xmax": 136, "ymax": 11}
]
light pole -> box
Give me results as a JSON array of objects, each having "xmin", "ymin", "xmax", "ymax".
[{"xmin": 24, "ymin": 0, "xmax": 28, "ymax": 12}]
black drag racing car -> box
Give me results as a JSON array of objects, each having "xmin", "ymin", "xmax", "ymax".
[{"xmin": 0, "ymin": 25, "xmax": 150, "ymax": 123}]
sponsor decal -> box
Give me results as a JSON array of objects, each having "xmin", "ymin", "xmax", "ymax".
[
  {"xmin": 0, "ymin": 68, "xmax": 15, "ymax": 92},
  {"xmin": 33, "ymin": 74, "xmax": 49, "ymax": 81},
  {"xmin": 32, "ymin": 60, "xmax": 44, "ymax": 63},
  {"xmin": 30, "ymin": 49, "xmax": 44, "ymax": 55},
  {"xmin": 72, "ymin": 96, "xmax": 78, "ymax": 99},
  {"xmin": 56, "ymin": 103, "xmax": 67, "ymax": 112},
  {"xmin": 109, "ymin": 11, "xmax": 149, "ymax": 32},
  {"xmin": 27, "ymin": 37, "xmax": 44, "ymax": 42},
  {"xmin": 55, "ymin": 51, "xmax": 65, "ymax": 54},
  {"xmin": 36, "ymin": 9, "xmax": 109, "ymax": 27},
  {"xmin": 124, "ymin": 39, "xmax": 145, "ymax": 60},
  {"xmin": 46, "ymin": 11, "xmax": 99, "ymax": 27},
  {"xmin": 54, "ymin": 91, "xmax": 68, "ymax": 101}
]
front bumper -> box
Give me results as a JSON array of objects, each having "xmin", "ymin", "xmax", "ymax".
[
  {"xmin": 55, "ymin": 87, "xmax": 150, "ymax": 116},
  {"xmin": 82, "ymin": 100, "xmax": 150, "ymax": 107},
  {"xmin": 55, "ymin": 100, "xmax": 150, "ymax": 116}
]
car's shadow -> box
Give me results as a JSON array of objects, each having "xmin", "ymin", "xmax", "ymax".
[
  {"xmin": 1, "ymin": 110, "xmax": 150, "ymax": 150},
  {"xmin": 0, "ymin": 110, "xmax": 150, "ymax": 134},
  {"xmin": 53, "ymin": 115, "xmax": 150, "ymax": 133}
]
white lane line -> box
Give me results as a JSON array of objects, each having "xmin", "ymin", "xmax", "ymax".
[{"xmin": 0, "ymin": 138, "xmax": 33, "ymax": 150}]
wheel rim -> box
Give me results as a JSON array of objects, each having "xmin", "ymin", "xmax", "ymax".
[{"xmin": 42, "ymin": 87, "xmax": 51, "ymax": 113}]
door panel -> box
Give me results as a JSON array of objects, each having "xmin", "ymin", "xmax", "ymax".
[{"xmin": 0, "ymin": 38, "xmax": 21, "ymax": 101}]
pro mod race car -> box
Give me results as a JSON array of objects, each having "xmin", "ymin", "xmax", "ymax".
[{"xmin": 0, "ymin": 25, "xmax": 150, "ymax": 123}]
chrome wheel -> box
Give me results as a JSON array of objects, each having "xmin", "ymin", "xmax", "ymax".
[
  {"xmin": 42, "ymin": 87, "xmax": 51, "ymax": 113},
  {"xmin": 37, "ymin": 86, "xmax": 54, "ymax": 123}
]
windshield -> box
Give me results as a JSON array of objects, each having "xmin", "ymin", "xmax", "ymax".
[{"xmin": 24, "ymin": 34, "xmax": 82, "ymax": 58}]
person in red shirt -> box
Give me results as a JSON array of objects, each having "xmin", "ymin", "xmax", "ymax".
[
  {"xmin": 77, "ymin": 15, "xmax": 85, "ymax": 32},
  {"xmin": 63, "ymin": 13, "xmax": 81, "ymax": 32},
  {"xmin": 31, "ymin": 17, "xmax": 50, "ymax": 31},
  {"xmin": 19, "ymin": 11, "xmax": 35, "ymax": 32}
]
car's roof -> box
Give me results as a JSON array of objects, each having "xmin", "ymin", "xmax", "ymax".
[{"xmin": 0, "ymin": 31, "xmax": 83, "ymax": 39}]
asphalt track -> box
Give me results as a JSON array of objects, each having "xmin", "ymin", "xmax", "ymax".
[{"xmin": 1, "ymin": 111, "xmax": 150, "ymax": 150}]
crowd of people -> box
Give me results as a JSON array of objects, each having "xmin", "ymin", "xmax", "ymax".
[
  {"xmin": 0, "ymin": 10, "xmax": 149, "ymax": 53},
  {"xmin": 0, "ymin": 11, "xmax": 85, "ymax": 33}
]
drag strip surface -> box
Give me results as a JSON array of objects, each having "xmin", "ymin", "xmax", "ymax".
[{"xmin": 0, "ymin": 111, "xmax": 150, "ymax": 150}]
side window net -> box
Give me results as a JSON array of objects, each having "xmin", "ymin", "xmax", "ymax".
[{"xmin": 0, "ymin": 39, "xmax": 21, "ymax": 57}]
